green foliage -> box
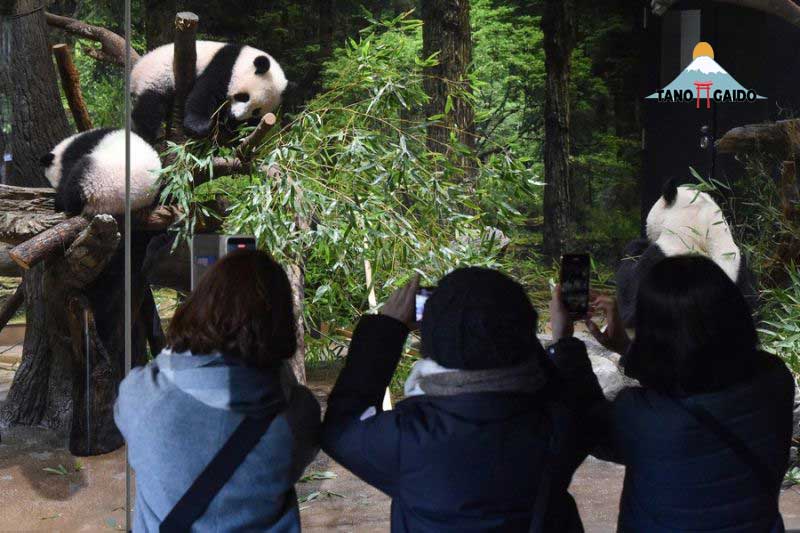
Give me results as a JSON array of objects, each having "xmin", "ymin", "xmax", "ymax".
[
  {"xmin": 162, "ymin": 13, "xmax": 536, "ymax": 363},
  {"xmin": 759, "ymin": 267, "xmax": 800, "ymax": 374}
]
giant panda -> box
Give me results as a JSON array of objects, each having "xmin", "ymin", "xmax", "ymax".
[
  {"xmin": 40, "ymin": 128, "xmax": 162, "ymax": 216},
  {"xmin": 130, "ymin": 41, "xmax": 288, "ymax": 143},
  {"xmin": 616, "ymin": 179, "xmax": 756, "ymax": 325}
]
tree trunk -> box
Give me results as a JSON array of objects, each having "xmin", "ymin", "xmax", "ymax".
[
  {"xmin": 0, "ymin": 0, "xmax": 71, "ymax": 186},
  {"xmin": 541, "ymin": 0, "xmax": 575, "ymax": 257},
  {"xmin": 144, "ymin": 0, "xmax": 176, "ymax": 50},
  {"xmin": 421, "ymin": 0, "xmax": 475, "ymax": 175}
]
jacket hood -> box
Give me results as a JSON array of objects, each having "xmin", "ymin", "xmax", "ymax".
[{"xmin": 155, "ymin": 350, "xmax": 285, "ymax": 415}]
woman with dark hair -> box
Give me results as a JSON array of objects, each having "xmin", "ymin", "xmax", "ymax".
[
  {"xmin": 550, "ymin": 255, "xmax": 794, "ymax": 533},
  {"xmin": 115, "ymin": 250, "xmax": 320, "ymax": 532},
  {"xmin": 322, "ymin": 267, "xmax": 592, "ymax": 532}
]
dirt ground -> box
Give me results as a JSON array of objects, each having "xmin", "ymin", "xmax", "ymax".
[{"xmin": 3, "ymin": 365, "xmax": 800, "ymax": 532}]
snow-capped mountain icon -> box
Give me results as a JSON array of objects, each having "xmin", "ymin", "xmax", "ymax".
[{"xmin": 646, "ymin": 42, "xmax": 766, "ymax": 103}]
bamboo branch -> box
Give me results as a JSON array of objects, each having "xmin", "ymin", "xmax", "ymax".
[
  {"xmin": 0, "ymin": 281, "xmax": 24, "ymax": 334},
  {"xmin": 170, "ymin": 12, "xmax": 199, "ymax": 143},
  {"xmin": 45, "ymin": 12, "xmax": 139, "ymax": 67},
  {"xmin": 52, "ymin": 44, "xmax": 93, "ymax": 132}
]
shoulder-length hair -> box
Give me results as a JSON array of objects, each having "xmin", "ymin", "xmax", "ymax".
[
  {"xmin": 623, "ymin": 255, "xmax": 759, "ymax": 395},
  {"xmin": 167, "ymin": 249, "xmax": 296, "ymax": 369}
]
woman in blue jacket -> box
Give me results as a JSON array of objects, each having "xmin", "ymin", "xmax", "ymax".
[
  {"xmin": 322, "ymin": 267, "xmax": 592, "ymax": 532},
  {"xmin": 550, "ymin": 255, "xmax": 794, "ymax": 533},
  {"xmin": 115, "ymin": 250, "xmax": 320, "ymax": 532}
]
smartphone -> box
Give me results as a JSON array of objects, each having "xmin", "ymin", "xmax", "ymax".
[
  {"xmin": 415, "ymin": 287, "xmax": 436, "ymax": 322},
  {"xmin": 560, "ymin": 254, "xmax": 590, "ymax": 319}
]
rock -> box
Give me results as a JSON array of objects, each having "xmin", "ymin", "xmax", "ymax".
[{"xmin": 539, "ymin": 333, "xmax": 638, "ymax": 400}]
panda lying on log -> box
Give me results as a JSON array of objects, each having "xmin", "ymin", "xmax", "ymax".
[
  {"xmin": 40, "ymin": 128, "xmax": 162, "ymax": 216},
  {"xmin": 616, "ymin": 179, "xmax": 757, "ymax": 326},
  {"xmin": 131, "ymin": 41, "xmax": 289, "ymax": 143}
]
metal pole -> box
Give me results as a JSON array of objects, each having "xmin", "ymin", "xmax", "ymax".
[{"xmin": 124, "ymin": 0, "xmax": 132, "ymax": 529}]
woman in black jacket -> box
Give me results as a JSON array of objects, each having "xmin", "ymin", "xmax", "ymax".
[
  {"xmin": 321, "ymin": 267, "xmax": 590, "ymax": 532},
  {"xmin": 549, "ymin": 255, "xmax": 794, "ymax": 533}
]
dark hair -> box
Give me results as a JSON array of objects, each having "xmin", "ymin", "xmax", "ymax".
[
  {"xmin": 167, "ymin": 249, "xmax": 296, "ymax": 369},
  {"xmin": 623, "ymin": 255, "xmax": 759, "ymax": 395},
  {"xmin": 421, "ymin": 267, "xmax": 549, "ymax": 371}
]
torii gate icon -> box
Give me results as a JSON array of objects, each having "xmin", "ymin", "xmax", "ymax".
[{"xmin": 693, "ymin": 81, "xmax": 713, "ymax": 109}]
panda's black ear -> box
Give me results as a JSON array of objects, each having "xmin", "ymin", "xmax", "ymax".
[
  {"xmin": 40, "ymin": 153, "xmax": 55, "ymax": 167},
  {"xmin": 254, "ymin": 55, "xmax": 270, "ymax": 75},
  {"xmin": 662, "ymin": 178, "xmax": 679, "ymax": 206}
]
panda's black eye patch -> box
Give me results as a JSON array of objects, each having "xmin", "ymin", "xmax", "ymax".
[
  {"xmin": 233, "ymin": 92, "xmax": 250, "ymax": 103},
  {"xmin": 40, "ymin": 153, "xmax": 55, "ymax": 167},
  {"xmin": 254, "ymin": 55, "xmax": 270, "ymax": 75}
]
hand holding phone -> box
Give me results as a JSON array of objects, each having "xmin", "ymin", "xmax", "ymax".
[{"xmin": 560, "ymin": 254, "xmax": 590, "ymax": 319}]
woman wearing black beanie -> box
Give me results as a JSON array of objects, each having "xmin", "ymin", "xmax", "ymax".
[{"xmin": 321, "ymin": 267, "xmax": 594, "ymax": 532}]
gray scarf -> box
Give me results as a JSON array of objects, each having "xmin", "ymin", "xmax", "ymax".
[{"xmin": 406, "ymin": 356, "xmax": 548, "ymax": 397}]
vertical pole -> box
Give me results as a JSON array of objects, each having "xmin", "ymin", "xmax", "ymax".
[{"xmin": 124, "ymin": 0, "xmax": 132, "ymax": 529}]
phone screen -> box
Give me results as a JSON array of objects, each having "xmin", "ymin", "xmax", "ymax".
[
  {"xmin": 560, "ymin": 254, "xmax": 590, "ymax": 318},
  {"xmin": 415, "ymin": 287, "xmax": 435, "ymax": 322}
]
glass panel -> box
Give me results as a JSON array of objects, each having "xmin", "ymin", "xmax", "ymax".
[{"xmin": 0, "ymin": 1, "xmax": 130, "ymax": 530}]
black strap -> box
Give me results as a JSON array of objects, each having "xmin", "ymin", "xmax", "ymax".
[
  {"xmin": 160, "ymin": 412, "xmax": 279, "ymax": 532},
  {"xmin": 670, "ymin": 397, "xmax": 777, "ymax": 496}
]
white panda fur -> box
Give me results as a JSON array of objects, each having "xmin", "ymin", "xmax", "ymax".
[
  {"xmin": 130, "ymin": 41, "xmax": 288, "ymax": 142},
  {"xmin": 615, "ymin": 180, "xmax": 755, "ymax": 325},
  {"xmin": 645, "ymin": 185, "xmax": 741, "ymax": 282},
  {"xmin": 41, "ymin": 128, "xmax": 161, "ymax": 216}
]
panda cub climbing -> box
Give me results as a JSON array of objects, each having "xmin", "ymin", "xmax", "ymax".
[
  {"xmin": 131, "ymin": 41, "xmax": 288, "ymax": 143},
  {"xmin": 616, "ymin": 179, "xmax": 756, "ymax": 325},
  {"xmin": 40, "ymin": 128, "xmax": 162, "ymax": 216}
]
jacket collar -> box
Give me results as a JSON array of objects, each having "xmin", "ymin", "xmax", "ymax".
[{"xmin": 155, "ymin": 349, "xmax": 285, "ymax": 415}]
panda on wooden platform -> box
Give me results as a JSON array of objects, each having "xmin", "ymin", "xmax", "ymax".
[
  {"xmin": 616, "ymin": 179, "xmax": 756, "ymax": 325},
  {"xmin": 131, "ymin": 41, "xmax": 288, "ymax": 143},
  {"xmin": 40, "ymin": 128, "xmax": 162, "ymax": 216}
]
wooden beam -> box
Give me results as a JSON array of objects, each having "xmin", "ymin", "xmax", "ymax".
[
  {"xmin": 52, "ymin": 44, "xmax": 93, "ymax": 132},
  {"xmin": 170, "ymin": 12, "xmax": 199, "ymax": 143},
  {"xmin": 45, "ymin": 12, "xmax": 139, "ymax": 67},
  {"xmin": 8, "ymin": 216, "xmax": 89, "ymax": 270}
]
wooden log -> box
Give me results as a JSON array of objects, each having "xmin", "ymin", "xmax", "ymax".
[
  {"xmin": 170, "ymin": 12, "xmax": 199, "ymax": 142},
  {"xmin": 8, "ymin": 216, "xmax": 89, "ymax": 270},
  {"xmin": 52, "ymin": 44, "xmax": 93, "ymax": 132},
  {"xmin": 0, "ymin": 281, "xmax": 24, "ymax": 333},
  {"xmin": 717, "ymin": 119, "xmax": 800, "ymax": 159},
  {"xmin": 0, "ymin": 243, "xmax": 22, "ymax": 277},
  {"xmin": 45, "ymin": 12, "xmax": 139, "ymax": 67},
  {"xmin": 63, "ymin": 215, "xmax": 120, "ymax": 288},
  {"xmin": 236, "ymin": 112, "xmax": 278, "ymax": 160}
]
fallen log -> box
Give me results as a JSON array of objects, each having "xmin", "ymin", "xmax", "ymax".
[
  {"xmin": 52, "ymin": 44, "xmax": 93, "ymax": 132},
  {"xmin": 717, "ymin": 119, "xmax": 800, "ymax": 159}
]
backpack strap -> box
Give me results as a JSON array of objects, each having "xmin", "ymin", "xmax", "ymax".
[{"xmin": 160, "ymin": 411, "xmax": 280, "ymax": 532}]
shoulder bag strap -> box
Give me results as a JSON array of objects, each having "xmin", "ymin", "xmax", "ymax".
[{"xmin": 160, "ymin": 412, "xmax": 279, "ymax": 532}]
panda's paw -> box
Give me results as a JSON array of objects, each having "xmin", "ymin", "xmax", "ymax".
[{"xmin": 183, "ymin": 116, "xmax": 212, "ymax": 139}]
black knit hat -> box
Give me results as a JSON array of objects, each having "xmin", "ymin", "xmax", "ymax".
[{"xmin": 420, "ymin": 267, "xmax": 545, "ymax": 370}]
